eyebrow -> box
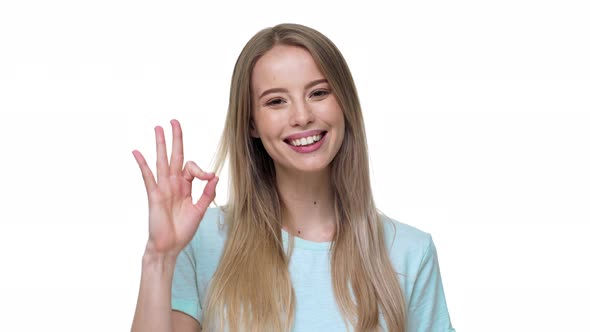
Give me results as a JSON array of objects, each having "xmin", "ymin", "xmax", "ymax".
[{"xmin": 258, "ymin": 78, "xmax": 329, "ymax": 100}]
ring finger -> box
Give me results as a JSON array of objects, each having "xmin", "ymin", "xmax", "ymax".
[{"xmin": 155, "ymin": 125, "xmax": 170, "ymax": 183}]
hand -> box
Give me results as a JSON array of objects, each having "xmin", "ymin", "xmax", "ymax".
[{"xmin": 132, "ymin": 119, "xmax": 219, "ymax": 257}]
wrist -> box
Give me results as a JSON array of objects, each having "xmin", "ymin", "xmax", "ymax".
[{"xmin": 142, "ymin": 241, "xmax": 178, "ymax": 268}]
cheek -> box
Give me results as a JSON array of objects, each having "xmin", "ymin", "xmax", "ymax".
[
  {"xmin": 327, "ymin": 103, "xmax": 346, "ymax": 145},
  {"xmin": 320, "ymin": 97, "xmax": 345, "ymax": 121},
  {"xmin": 328, "ymin": 107, "xmax": 345, "ymax": 131},
  {"xmin": 252, "ymin": 109, "xmax": 270, "ymax": 134},
  {"xmin": 252, "ymin": 113, "xmax": 284, "ymax": 153},
  {"xmin": 255, "ymin": 114, "xmax": 282, "ymax": 138}
]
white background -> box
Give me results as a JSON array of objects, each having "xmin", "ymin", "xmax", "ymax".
[{"xmin": 1, "ymin": 0, "xmax": 589, "ymax": 331}]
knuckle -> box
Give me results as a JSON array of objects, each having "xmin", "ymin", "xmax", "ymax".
[{"xmin": 191, "ymin": 162, "xmax": 202, "ymax": 172}]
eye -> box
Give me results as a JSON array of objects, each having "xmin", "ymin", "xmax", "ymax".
[
  {"xmin": 266, "ymin": 98, "xmax": 285, "ymax": 107},
  {"xmin": 310, "ymin": 89, "xmax": 331, "ymax": 98}
]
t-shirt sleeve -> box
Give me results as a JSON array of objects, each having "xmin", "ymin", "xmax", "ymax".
[
  {"xmin": 407, "ymin": 235, "xmax": 456, "ymax": 332},
  {"xmin": 171, "ymin": 239, "xmax": 203, "ymax": 323}
]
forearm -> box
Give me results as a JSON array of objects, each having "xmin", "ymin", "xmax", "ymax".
[{"xmin": 131, "ymin": 248, "xmax": 178, "ymax": 332}]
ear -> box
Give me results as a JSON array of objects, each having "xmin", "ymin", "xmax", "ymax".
[{"xmin": 250, "ymin": 120, "xmax": 260, "ymax": 138}]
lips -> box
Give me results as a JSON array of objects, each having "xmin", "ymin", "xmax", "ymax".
[
  {"xmin": 285, "ymin": 131, "xmax": 327, "ymax": 153},
  {"xmin": 283, "ymin": 129, "xmax": 327, "ymax": 142}
]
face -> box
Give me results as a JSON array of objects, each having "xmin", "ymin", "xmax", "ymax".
[{"xmin": 250, "ymin": 44, "xmax": 345, "ymax": 176}]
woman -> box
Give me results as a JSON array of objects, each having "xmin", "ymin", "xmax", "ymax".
[{"xmin": 131, "ymin": 23, "xmax": 454, "ymax": 332}]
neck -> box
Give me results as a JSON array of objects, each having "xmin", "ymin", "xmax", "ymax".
[{"xmin": 275, "ymin": 166, "xmax": 336, "ymax": 242}]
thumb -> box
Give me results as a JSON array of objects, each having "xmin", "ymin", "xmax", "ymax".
[{"xmin": 194, "ymin": 176, "xmax": 219, "ymax": 212}]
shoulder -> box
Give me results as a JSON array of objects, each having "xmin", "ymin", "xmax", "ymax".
[
  {"xmin": 380, "ymin": 213, "xmax": 433, "ymax": 254},
  {"xmin": 379, "ymin": 213, "xmax": 434, "ymax": 274},
  {"xmin": 379, "ymin": 216, "xmax": 456, "ymax": 330}
]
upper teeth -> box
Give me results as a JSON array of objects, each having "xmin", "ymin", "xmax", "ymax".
[{"xmin": 289, "ymin": 134, "xmax": 322, "ymax": 147}]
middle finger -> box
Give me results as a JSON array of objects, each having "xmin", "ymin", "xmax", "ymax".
[{"xmin": 169, "ymin": 119, "xmax": 184, "ymax": 175}]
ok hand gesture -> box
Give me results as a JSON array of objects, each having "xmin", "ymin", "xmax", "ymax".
[{"xmin": 132, "ymin": 119, "xmax": 219, "ymax": 257}]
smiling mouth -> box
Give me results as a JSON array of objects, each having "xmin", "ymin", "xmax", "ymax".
[{"xmin": 284, "ymin": 131, "xmax": 327, "ymax": 147}]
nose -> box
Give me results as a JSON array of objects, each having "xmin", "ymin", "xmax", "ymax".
[{"xmin": 289, "ymin": 100, "xmax": 314, "ymax": 127}]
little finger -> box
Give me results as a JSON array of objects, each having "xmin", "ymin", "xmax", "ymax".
[{"xmin": 132, "ymin": 150, "xmax": 157, "ymax": 193}]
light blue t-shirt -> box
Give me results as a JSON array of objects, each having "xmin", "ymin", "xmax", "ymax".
[{"xmin": 171, "ymin": 207, "xmax": 455, "ymax": 331}]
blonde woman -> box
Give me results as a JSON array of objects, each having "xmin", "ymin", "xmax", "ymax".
[{"xmin": 131, "ymin": 23, "xmax": 455, "ymax": 332}]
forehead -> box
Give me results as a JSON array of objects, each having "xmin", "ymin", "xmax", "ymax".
[{"xmin": 251, "ymin": 45, "xmax": 325, "ymax": 92}]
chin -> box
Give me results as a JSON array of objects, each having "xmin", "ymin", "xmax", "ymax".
[{"xmin": 288, "ymin": 159, "xmax": 334, "ymax": 174}]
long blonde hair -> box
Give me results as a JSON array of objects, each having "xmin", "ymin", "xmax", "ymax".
[{"xmin": 204, "ymin": 23, "xmax": 406, "ymax": 332}]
